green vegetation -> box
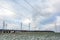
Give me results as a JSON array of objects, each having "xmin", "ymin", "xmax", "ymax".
[{"xmin": 0, "ymin": 32, "xmax": 60, "ymax": 40}]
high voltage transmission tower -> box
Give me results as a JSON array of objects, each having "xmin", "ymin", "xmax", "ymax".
[
  {"xmin": 3, "ymin": 20, "xmax": 7, "ymax": 30},
  {"xmin": 3, "ymin": 20, "xmax": 5, "ymax": 29},
  {"xmin": 21, "ymin": 22, "xmax": 22, "ymax": 30},
  {"xmin": 55, "ymin": 22, "xmax": 57, "ymax": 32},
  {"xmin": 29, "ymin": 23, "xmax": 31, "ymax": 30}
]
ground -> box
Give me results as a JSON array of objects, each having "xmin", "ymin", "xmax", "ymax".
[{"xmin": 0, "ymin": 32, "xmax": 60, "ymax": 40}]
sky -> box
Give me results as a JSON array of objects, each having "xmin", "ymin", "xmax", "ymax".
[{"xmin": 0, "ymin": 0, "xmax": 60, "ymax": 32}]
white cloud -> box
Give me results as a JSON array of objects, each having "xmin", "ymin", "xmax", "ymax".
[
  {"xmin": 30, "ymin": 0, "xmax": 60, "ymax": 31},
  {"xmin": 0, "ymin": 1, "xmax": 16, "ymax": 20},
  {"xmin": 22, "ymin": 18, "xmax": 32, "ymax": 25},
  {"xmin": 6, "ymin": 23, "xmax": 20, "ymax": 30},
  {"xmin": 41, "ymin": 16, "xmax": 60, "ymax": 32},
  {"xmin": 55, "ymin": 16, "xmax": 60, "ymax": 32},
  {"xmin": 56, "ymin": 16, "xmax": 60, "ymax": 24},
  {"xmin": 0, "ymin": 0, "xmax": 60, "ymax": 32},
  {"xmin": 0, "ymin": 8, "xmax": 15, "ymax": 18},
  {"xmin": 42, "ymin": 23, "xmax": 55, "ymax": 30}
]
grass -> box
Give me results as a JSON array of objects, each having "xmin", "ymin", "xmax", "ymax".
[{"xmin": 0, "ymin": 32, "xmax": 60, "ymax": 40}]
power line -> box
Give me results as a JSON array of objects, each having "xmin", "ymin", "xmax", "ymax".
[
  {"xmin": 24, "ymin": 0, "xmax": 40, "ymax": 12},
  {"xmin": 0, "ymin": 2, "xmax": 31, "ymax": 14},
  {"xmin": 24, "ymin": 0, "xmax": 41, "ymax": 30},
  {"xmin": 24, "ymin": 0, "xmax": 34, "ymax": 9},
  {"xmin": 13, "ymin": 1, "xmax": 32, "ymax": 13},
  {"xmin": 24, "ymin": 0, "xmax": 41, "ymax": 18}
]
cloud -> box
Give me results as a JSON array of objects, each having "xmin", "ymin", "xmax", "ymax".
[
  {"xmin": 6, "ymin": 23, "xmax": 20, "ymax": 30},
  {"xmin": 56, "ymin": 16, "xmax": 60, "ymax": 24},
  {"xmin": 29, "ymin": 0, "xmax": 57, "ymax": 28},
  {"xmin": 22, "ymin": 18, "xmax": 32, "ymax": 25},
  {"xmin": 55, "ymin": 16, "xmax": 60, "ymax": 32},
  {"xmin": 0, "ymin": 0, "xmax": 60, "ymax": 32},
  {"xmin": 0, "ymin": 0, "xmax": 17, "ymax": 20},
  {"xmin": 40, "ymin": 16, "xmax": 60, "ymax": 32},
  {"xmin": 41, "ymin": 23, "xmax": 55, "ymax": 31},
  {"xmin": 0, "ymin": 8, "xmax": 15, "ymax": 19},
  {"xmin": 27, "ymin": 0, "xmax": 60, "ymax": 31}
]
